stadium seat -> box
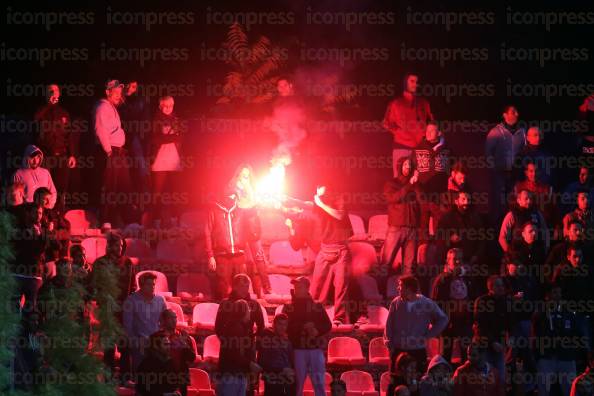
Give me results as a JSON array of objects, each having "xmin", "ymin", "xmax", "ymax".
[
  {"xmin": 269, "ymin": 240, "xmax": 305, "ymax": 268},
  {"xmin": 202, "ymin": 334, "xmax": 220, "ymax": 364},
  {"xmin": 189, "ymin": 368, "xmax": 215, "ymax": 395},
  {"xmin": 274, "ymin": 304, "xmax": 285, "ymax": 317},
  {"xmin": 81, "ymin": 237, "xmax": 107, "ymax": 264},
  {"xmin": 192, "ymin": 303, "xmax": 219, "ymax": 331},
  {"xmin": 360, "ymin": 305, "xmax": 389, "ymax": 333},
  {"xmin": 341, "ymin": 370, "xmax": 379, "ymax": 396},
  {"xmin": 349, "ymin": 241, "xmax": 378, "ymax": 276},
  {"xmin": 325, "ymin": 306, "xmax": 354, "ymax": 333},
  {"xmin": 355, "ymin": 274, "xmax": 383, "ymax": 304},
  {"xmin": 64, "ymin": 209, "xmax": 97, "ymax": 236},
  {"xmin": 368, "ymin": 214, "xmax": 388, "ymax": 241},
  {"xmin": 264, "ymin": 274, "xmax": 292, "ymax": 304},
  {"xmin": 380, "ymin": 371, "xmax": 390, "ymax": 396},
  {"xmin": 176, "ymin": 273, "xmax": 212, "ymax": 300},
  {"xmin": 349, "ymin": 213, "xmax": 367, "ymax": 238},
  {"xmin": 188, "ymin": 334, "xmax": 202, "ymax": 363},
  {"xmin": 156, "ymin": 239, "xmax": 193, "ymax": 266},
  {"xmin": 260, "ymin": 303, "xmax": 270, "ymax": 328},
  {"xmin": 368, "ymin": 337, "xmax": 390, "ymax": 366},
  {"xmin": 327, "ymin": 337, "xmax": 366, "ymax": 366},
  {"xmin": 135, "ymin": 270, "xmax": 171, "ymax": 297},
  {"xmin": 166, "ymin": 301, "xmax": 188, "ymax": 327},
  {"xmin": 303, "ymin": 372, "xmax": 333, "ymax": 396}
]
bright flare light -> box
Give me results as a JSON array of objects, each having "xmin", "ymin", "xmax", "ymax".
[{"xmin": 255, "ymin": 158, "xmax": 288, "ymax": 208}]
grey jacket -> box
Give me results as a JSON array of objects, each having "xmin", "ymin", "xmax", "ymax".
[
  {"xmin": 485, "ymin": 123, "xmax": 526, "ymax": 171},
  {"xmin": 384, "ymin": 294, "xmax": 448, "ymax": 350}
]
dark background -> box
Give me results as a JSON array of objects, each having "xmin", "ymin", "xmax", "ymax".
[{"xmin": 1, "ymin": 0, "xmax": 593, "ymax": 213}]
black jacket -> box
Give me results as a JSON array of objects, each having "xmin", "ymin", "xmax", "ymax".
[
  {"xmin": 531, "ymin": 305, "xmax": 580, "ymax": 361},
  {"xmin": 384, "ymin": 159, "xmax": 421, "ymax": 228},
  {"xmin": 283, "ymin": 295, "xmax": 332, "ymax": 350},
  {"xmin": 473, "ymin": 294, "xmax": 514, "ymax": 346},
  {"xmin": 205, "ymin": 197, "xmax": 244, "ymax": 258},
  {"xmin": 437, "ymin": 207, "xmax": 487, "ymax": 259}
]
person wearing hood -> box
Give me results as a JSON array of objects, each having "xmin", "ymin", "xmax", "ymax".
[
  {"xmin": 419, "ymin": 355, "xmax": 453, "ymax": 396},
  {"xmin": 383, "ymin": 73, "xmax": 434, "ymax": 177},
  {"xmin": 485, "ymin": 105, "xmax": 526, "ymax": 225},
  {"xmin": 204, "ymin": 191, "xmax": 246, "ymax": 300},
  {"xmin": 13, "ymin": 144, "xmax": 57, "ymax": 209},
  {"xmin": 499, "ymin": 189, "xmax": 549, "ymax": 253},
  {"xmin": 381, "ymin": 156, "xmax": 421, "ymax": 280},
  {"xmin": 282, "ymin": 276, "xmax": 332, "ymax": 396}
]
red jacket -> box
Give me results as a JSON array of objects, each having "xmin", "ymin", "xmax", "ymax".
[
  {"xmin": 383, "ymin": 95, "xmax": 433, "ymax": 149},
  {"xmin": 452, "ymin": 361, "xmax": 504, "ymax": 396}
]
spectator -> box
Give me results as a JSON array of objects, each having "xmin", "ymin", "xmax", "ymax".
[
  {"xmin": 34, "ymin": 84, "xmax": 77, "ymax": 202},
  {"xmin": 120, "ymin": 80, "xmax": 150, "ymax": 195},
  {"xmin": 419, "ymin": 354, "xmax": 453, "ymax": 396},
  {"xmin": 570, "ymin": 353, "xmax": 594, "ymax": 396},
  {"xmin": 10, "ymin": 203, "xmax": 47, "ymax": 315},
  {"xmin": 33, "ymin": 187, "xmax": 70, "ymax": 256},
  {"xmin": 309, "ymin": 184, "xmax": 353, "ymax": 325},
  {"xmin": 153, "ymin": 309, "xmax": 195, "ymax": 396},
  {"xmin": 385, "ymin": 276, "xmax": 448, "ymax": 374},
  {"xmin": 561, "ymin": 166, "xmax": 594, "ymax": 216},
  {"xmin": 69, "ymin": 243, "xmax": 91, "ymax": 281},
  {"xmin": 395, "ymin": 385, "xmax": 412, "ymax": 396},
  {"xmin": 13, "ymin": 310, "xmax": 44, "ymax": 391},
  {"xmin": 452, "ymin": 342, "xmax": 504, "ymax": 396},
  {"xmin": 508, "ymin": 221, "xmax": 546, "ymax": 278},
  {"xmin": 13, "ymin": 145, "xmax": 57, "ymax": 209},
  {"xmin": 437, "ymin": 190, "xmax": 486, "ymax": 266},
  {"xmin": 485, "ymin": 105, "xmax": 526, "ymax": 224},
  {"xmin": 473, "ymin": 275, "xmax": 513, "ymax": 383},
  {"xmin": 578, "ymin": 93, "xmax": 594, "ymax": 159},
  {"xmin": 92, "ymin": 79, "xmax": 130, "ymax": 226},
  {"xmin": 382, "ymin": 157, "xmax": 420, "ymax": 278},
  {"xmin": 441, "ymin": 161, "xmax": 469, "ymax": 213},
  {"xmin": 563, "ymin": 190, "xmax": 594, "ymax": 238},
  {"xmin": 89, "ymin": 233, "xmax": 136, "ymax": 380},
  {"xmin": 4, "ymin": 182, "xmax": 25, "ymax": 218},
  {"xmin": 413, "ymin": 121, "xmax": 450, "ymax": 242},
  {"xmin": 135, "ymin": 333, "xmax": 182, "ymax": 396},
  {"xmin": 388, "ymin": 352, "xmax": 420, "ymax": 396},
  {"xmin": 205, "ymin": 191, "xmax": 246, "ymax": 300},
  {"xmin": 150, "ymin": 95, "xmax": 183, "ymax": 226},
  {"xmin": 229, "ymin": 164, "xmax": 272, "ymax": 296},
  {"xmin": 499, "ymin": 189, "xmax": 549, "ymax": 253},
  {"xmin": 383, "ymin": 73, "xmax": 434, "ymax": 177},
  {"xmin": 122, "ymin": 272, "xmax": 166, "ymax": 371},
  {"xmin": 532, "ymin": 283, "xmax": 579, "ymax": 396},
  {"xmin": 513, "ymin": 160, "xmax": 558, "ymax": 233},
  {"xmin": 513, "ymin": 126, "xmax": 552, "ymax": 185},
  {"xmin": 431, "ymin": 248, "xmax": 479, "ymax": 365},
  {"xmin": 215, "ymin": 273, "xmax": 265, "ymax": 395},
  {"xmin": 282, "ymin": 276, "xmax": 332, "ymax": 396},
  {"xmin": 215, "ymin": 299, "xmax": 263, "ymax": 396},
  {"xmin": 546, "ymin": 220, "xmax": 592, "ymax": 279},
  {"xmin": 257, "ymin": 313, "xmax": 295, "ymax": 396},
  {"xmin": 330, "ymin": 379, "xmax": 347, "ymax": 396}
]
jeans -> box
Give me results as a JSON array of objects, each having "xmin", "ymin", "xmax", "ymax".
[
  {"xmin": 216, "ymin": 373, "xmax": 247, "ymax": 396},
  {"xmin": 381, "ymin": 226, "xmax": 417, "ymax": 276},
  {"xmin": 393, "ymin": 148, "xmax": 413, "ymax": 177},
  {"xmin": 294, "ymin": 349, "xmax": 326, "ymax": 396},
  {"xmin": 245, "ymin": 239, "xmax": 271, "ymax": 296},
  {"xmin": 536, "ymin": 358, "xmax": 576, "ymax": 396},
  {"xmin": 214, "ymin": 254, "xmax": 246, "ymax": 300},
  {"xmin": 98, "ymin": 146, "xmax": 132, "ymax": 226},
  {"xmin": 310, "ymin": 243, "xmax": 350, "ymax": 323}
]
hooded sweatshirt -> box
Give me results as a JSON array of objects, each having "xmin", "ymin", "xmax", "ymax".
[
  {"xmin": 13, "ymin": 145, "xmax": 57, "ymax": 208},
  {"xmin": 419, "ymin": 355, "xmax": 453, "ymax": 396},
  {"xmin": 384, "ymin": 156, "xmax": 421, "ymax": 228},
  {"xmin": 384, "ymin": 294, "xmax": 448, "ymax": 350}
]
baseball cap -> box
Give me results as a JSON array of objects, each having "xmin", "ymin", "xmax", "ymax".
[
  {"xmin": 105, "ymin": 79, "xmax": 124, "ymax": 90},
  {"xmin": 291, "ymin": 276, "xmax": 310, "ymax": 288}
]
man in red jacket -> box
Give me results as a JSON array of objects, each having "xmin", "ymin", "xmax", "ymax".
[{"xmin": 383, "ymin": 73, "xmax": 433, "ymax": 177}]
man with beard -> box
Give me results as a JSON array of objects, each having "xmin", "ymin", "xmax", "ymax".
[
  {"xmin": 34, "ymin": 84, "xmax": 77, "ymax": 201},
  {"xmin": 546, "ymin": 219, "xmax": 592, "ymax": 279},
  {"xmin": 383, "ymin": 73, "xmax": 434, "ymax": 177},
  {"xmin": 563, "ymin": 190, "xmax": 594, "ymax": 238},
  {"xmin": 485, "ymin": 105, "xmax": 526, "ymax": 224},
  {"xmin": 508, "ymin": 221, "xmax": 547, "ymax": 279},
  {"xmin": 92, "ymin": 79, "xmax": 130, "ymax": 226},
  {"xmin": 437, "ymin": 190, "xmax": 486, "ymax": 266},
  {"xmin": 499, "ymin": 189, "xmax": 549, "ymax": 254}
]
